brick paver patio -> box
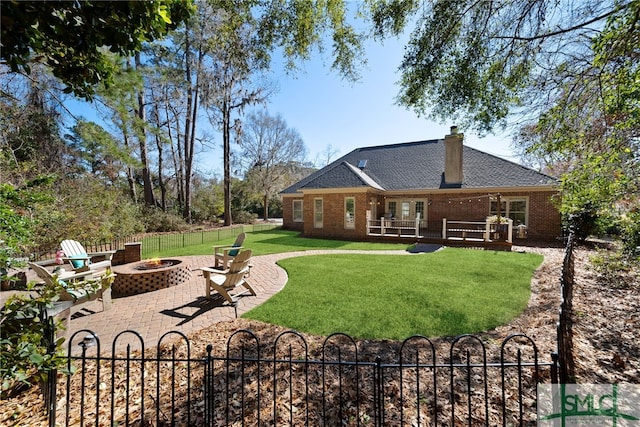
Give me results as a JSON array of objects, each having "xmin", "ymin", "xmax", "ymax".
[
  {"xmin": 1, "ymin": 249, "xmax": 430, "ymax": 354},
  {"xmin": 55, "ymin": 249, "xmax": 413, "ymax": 354}
]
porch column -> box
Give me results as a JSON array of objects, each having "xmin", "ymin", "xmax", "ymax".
[{"xmin": 484, "ymin": 220, "xmax": 491, "ymax": 241}]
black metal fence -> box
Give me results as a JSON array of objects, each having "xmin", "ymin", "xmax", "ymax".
[
  {"xmin": 556, "ymin": 231, "xmax": 576, "ymax": 383},
  {"xmin": 44, "ymin": 328, "xmax": 556, "ymax": 427},
  {"xmin": 29, "ymin": 223, "xmax": 280, "ymax": 261},
  {"xmin": 34, "ymin": 229, "xmax": 578, "ymax": 426}
]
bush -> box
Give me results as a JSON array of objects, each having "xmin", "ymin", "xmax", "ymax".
[
  {"xmin": 141, "ymin": 207, "xmax": 190, "ymax": 232},
  {"xmin": 31, "ymin": 177, "xmax": 145, "ymax": 248},
  {"xmin": 1, "ymin": 284, "xmax": 68, "ymax": 397},
  {"xmin": 564, "ymin": 208, "xmax": 599, "ymax": 242},
  {"xmin": 1, "ymin": 273, "xmax": 113, "ymax": 397},
  {"xmin": 619, "ymin": 209, "xmax": 640, "ymax": 258},
  {"xmin": 231, "ymin": 210, "xmax": 258, "ymax": 224},
  {"xmin": 589, "ymin": 248, "xmax": 639, "ymax": 289}
]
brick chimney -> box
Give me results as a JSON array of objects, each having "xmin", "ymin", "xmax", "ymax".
[{"xmin": 444, "ymin": 126, "xmax": 463, "ymax": 184}]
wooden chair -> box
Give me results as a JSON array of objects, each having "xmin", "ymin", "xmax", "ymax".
[
  {"xmin": 200, "ymin": 249, "xmax": 255, "ymax": 305},
  {"xmin": 28, "ymin": 262, "xmax": 113, "ymax": 311},
  {"xmin": 60, "ymin": 239, "xmax": 115, "ymax": 272},
  {"xmin": 213, "ymin": 232, "xmax": 246, "ymax": 269}
]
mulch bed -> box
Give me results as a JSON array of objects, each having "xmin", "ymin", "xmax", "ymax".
[{"xmin": 2, "ymin": 243, "xmax": 638, "ymax": 426}]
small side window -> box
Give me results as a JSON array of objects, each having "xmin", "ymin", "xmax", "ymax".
[
  {"xmin": 345, "ymin": 197, "xmax": 355, "ymax": 229},
  {"xmin": 314, "ymin": 198, "xmax": 323, "ymax": 228},
  {"xmin": 293, "ymin": 200, "xmax": 303, "ymax": 222}
]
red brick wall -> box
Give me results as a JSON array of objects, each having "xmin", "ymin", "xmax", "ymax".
[
  {"xmin": 526, "ymin": 191, "xmax": 562, "ymax": 241},
  {"xmin": 303, "ymin": 193, "xmax": 370, "ymax": 239},
  {"xmin": 282, "ymin": 196, "xmax": 304, "ymax": 231},
  {"xmin": 283, "ymin": 190, "xmax": 561, "ymax": 241},
  {"xmin": 426, "ymin": 190, "xmax": 561, "ymax": 241}
]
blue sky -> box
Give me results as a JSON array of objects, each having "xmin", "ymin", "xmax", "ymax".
[
  {"xmin": 65, "ymin": 34, "xmax": 518, "ymax": 177},
  {"xmin": 249, "ymin": 34, "xmax": 518, "ymax": 170}
]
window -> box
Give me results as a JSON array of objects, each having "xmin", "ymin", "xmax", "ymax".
[
  {"xmin": 387, "ymin": 201, "xmax": 396, "ymax": 218},
  {"xmin": 490, "ymin": 197, "xmax": 528, "ymax": 225},
  {"xmin": 415, "ymin": 201, "xmax": 425, "ymax": 220},
  {"xmin": 401, "ymin": 201, "xmax": 410, "ymax": 219},
  {"xmin": 345, "ymin": 197, "xmax": 355, "ymax": 229},
  {"xmin": 314, "ymin": 198, "xmax": 323, "ymax": 228},
  {"xmin": 293, "ymin": 200, "xmax": 303, "ymax": 222},
  {"xmin": 385, "ymin": 199, "xmax": 428, "ymax": 221}
]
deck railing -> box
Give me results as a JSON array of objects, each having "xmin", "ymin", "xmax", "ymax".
[
  {"xmin": 366, "ymin": 213, "xmax": 425, "ymax": 237},
  {"xmin": 442, "ymin": 218, "xmax": 513, "ymax": 243}
]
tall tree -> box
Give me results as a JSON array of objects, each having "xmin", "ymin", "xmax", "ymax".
[
  {"xmin": 199, "ymin": 0, "xmax": 366, "ymax": 226},
  {"xmin": 0, "ymin": 68, "xmax": 68, "ymax": 178},
  {"xmin": 200, "ymin": 1, "xmax": 271, "ymax": 226},
  {"xmin": 93, "ymin": 61, "xmax": 149, "ymax": 204},
  {"xmin": 513, "ymin": 1, "xmax": 640, "ymax": 239},
  {"xmin": 133, "ymin": 53, "xmax": 156, "ymax": 207},
  {"xmin": 369, "ymin": 0, "xmax": 639, "ymax": 242},
  {"xmin": 1, "ymin": 0, "xmax": 194, "ymax": 99},
  {"xmin": 147, "ymin": 1, "xmax": 222, "ymax": 223},
  {"xmin": 367, "ymin": 0, "xmax": 631, "ymax": 134},
  {"xmin": 237, "ymin": 110, "xmax": 307, "ymax": 221}
]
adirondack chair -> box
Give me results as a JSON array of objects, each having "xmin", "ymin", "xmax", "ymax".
[
  {"xmin": 213, "ymin": 232, "xmax": 246, "ymax": 269},
  {"xmin": 200, "ymin": 249, "xmax": 255, "ymax": 305},
  {"xmin": 28, "ymin": 262, "xmax": 114, "ymax": 311},
  {"xmin": 60, "ymin": 239, "xmax": 115, "ymax": 272}
]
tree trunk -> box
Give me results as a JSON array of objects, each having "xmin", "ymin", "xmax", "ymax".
[
  {"xmin": 184, "ymin": 68, "xmax": 199, "ymax": 224},
  {"xmin": 153, "ymin": 103, "xmax": 167, "ymax": 210},
  {"xmin": 263, "ymin": 193, "xmax": 269, "ymax": 221},
  {"xmin": 135, "ymin": 53, "xmax": 155, "ymax": 207},
  {"xmin": 181, "ymin": 29, "xmax": 201, "ymax": 224},
  {"xmin": 223, "ymin": 98, "xmax": 232, "ymax": 226},
  {"xmin": 122, "ymin": 129, "xmax": 137, "ymax": 202}
]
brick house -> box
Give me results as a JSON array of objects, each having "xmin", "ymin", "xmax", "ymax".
[{"xmin": 280, "ymin": 128, "xmax": 562, "ymax": 244}]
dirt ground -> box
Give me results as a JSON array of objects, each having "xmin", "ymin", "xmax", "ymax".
[{"xmin": 2, "ymin": 241, "xmax": 639, "ymax": 426}]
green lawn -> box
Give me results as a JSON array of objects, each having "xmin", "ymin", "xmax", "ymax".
[
  {"xmin": 243, "ymin": 248, "xmax": 543, "ymax": 340},
  {"xmin": 147, "ymin": 229, "xmax": 411, "ymax": 257},
  {"xmin": 151, "ymin": 229, "xmax": 544, "ymax": 340}
]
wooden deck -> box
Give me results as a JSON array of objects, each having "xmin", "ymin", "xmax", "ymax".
[{"xmin": 366, "ymin": 218, "xmax": 514, "ymax": 251}]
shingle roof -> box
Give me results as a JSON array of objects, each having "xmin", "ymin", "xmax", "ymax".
[{"xmin": 281, "ymin": 139, "xmax": 557, "ymax": 194}]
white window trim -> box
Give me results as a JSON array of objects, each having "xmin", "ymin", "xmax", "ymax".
[
  {"xmin": 490, "ymin": 196, "xmax": 529, "ymax": 226},
  {"xmin": 385, "ymin": 198, "xmax": 428, "ymax": 222},
  {"xmin": 292, "ymin": 200, "xmax": 303, "ymax": 222},
  {"xmin": 314, "ymin": 198, "xmax": 323, "ymax": 228},
  {"xmin": 344, "ymin": 197, "xmax": 355, "ymax": 229}
]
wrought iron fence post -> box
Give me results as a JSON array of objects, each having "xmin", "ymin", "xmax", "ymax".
[
  {"xmin": 374, "ymin": 355, "xmax": 382, "ymax": 427},
  {"xmin": 38, "ymin": 306, "xmax": 58, "ymax": 427},
  {"xmin": 558, "ymin": 230, "xmax": 576, "ymax": 383},
  {"xmin": 203, "ymin": 344, "xmax": 213, "ymax": 426},
  {"xmin": 550, "ymin": 352, "xmax": 559, "ymax": 384}
]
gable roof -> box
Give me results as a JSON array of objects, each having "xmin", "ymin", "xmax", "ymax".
[{"xmin": 281, "ymin": 139, "xmax": 557, "ymax": 194}]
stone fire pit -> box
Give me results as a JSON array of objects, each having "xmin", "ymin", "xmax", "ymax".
[{"xmin": 111, "ymin": 258, "xmax": 192, "ymax": 297}]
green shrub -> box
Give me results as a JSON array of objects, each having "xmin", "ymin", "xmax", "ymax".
[
  {"xmin": 619, "ymin": 209, "xmax": 640, "ymax": 258},
  {"xmin": 0, "ymin": 273, "xmax": 113, "ymax": 397},
  {"xmin": 589, "ymin": 248, "xmax": 638, "ymax": 289},
  {"xmin": 231, "ymin": 210, "xmax": 258, "ymax": 224},
  {"xmin": 1, "ymin": 284, "xmax": 68, "ymax": 398},
  {"xmin": 141, "ymin": 207, "xmax": 190, "ymax": 232},
  {"xmin": 31, "ymin": 177, "xmax": 145, "ymax": 247}
]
